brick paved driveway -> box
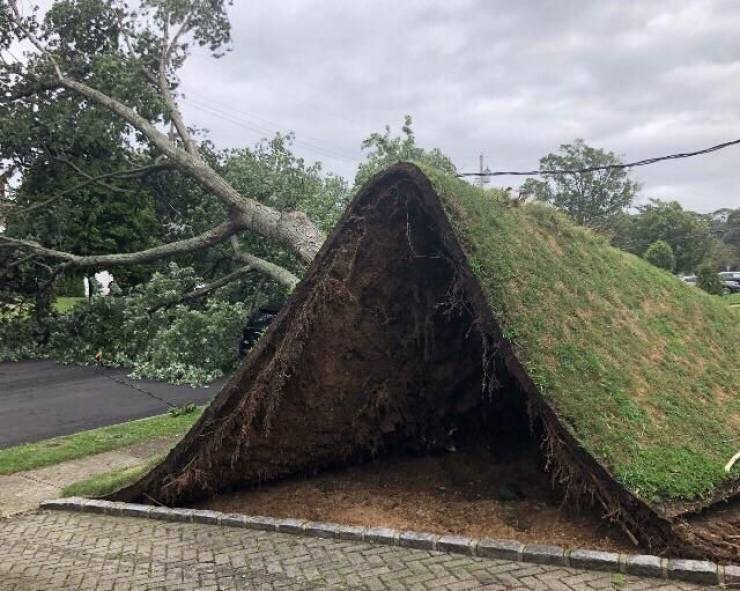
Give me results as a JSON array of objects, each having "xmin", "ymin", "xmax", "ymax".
[{"xmin": 0, "ymin": 511, "xmax": 709, "ymax": 590}]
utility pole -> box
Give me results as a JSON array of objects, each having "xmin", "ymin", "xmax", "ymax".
[{"xmin": 477, "ymin": 154, "xmax": 491, "ymax": 187}]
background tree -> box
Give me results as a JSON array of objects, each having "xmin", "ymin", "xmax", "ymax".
[
  {"xmin": 706, "ymin": 207, "xmax": 740, "ymax": 270},
  {"xmin": 521, "ymin": 139, "xmax": 639, "ymax": 228},
  {"xmin": 354, "ymin": 115, "xmax": 456, "ymax": 188},
  {"xmin": 611, "ymin": 199, "xmax": 711, "ymax": 274},
  {"xmin": 1, "ymin": 0, "xmax": 325, "ymax": 296},
  {"xmin": 643, "ymin": 240, "xmax": 675, "ymax": 272}
]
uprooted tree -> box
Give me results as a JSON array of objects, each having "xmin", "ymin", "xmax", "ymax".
[
  {"xmin": 0, "ymin": 0, "xmax": 324, "ymax": 294},
  {"xmin": 113, "ymin": 164, "xmax": 740, "ymax": 561}
]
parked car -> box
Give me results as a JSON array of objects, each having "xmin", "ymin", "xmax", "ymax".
[
  {"xmin": 237, "ymin": 301, "xmax": 283, "ymax": 358},
  {"xmin": 680, "ymin": 275, "xmax": 697, "ymax": 284},
  {"xmin": 721, "ymin": 280, "xmax": 740, "ymax": 294},
  {"xmin": 718, "ymin": 271, "xmax": 740, "ymax": 282}
]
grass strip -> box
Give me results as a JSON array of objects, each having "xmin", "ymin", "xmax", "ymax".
[
  {"xmin": 62, "ymin": 455, "xmax": 164, "ymax": 498},
  {"xmin": 0, "ymin": 408, "xmax": 202, "ymax": 476}
]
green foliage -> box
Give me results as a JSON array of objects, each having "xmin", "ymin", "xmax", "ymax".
[
  {"xmin": 0, "ymin": 314, "xmax": 47, "ymax": 362},
  {"xmin": 696, "ymin": 263, "xmax": 723, "ymax": 295},
  {"xmin": 521, "ymin": 139, "xmax": 639, "ymax": 228},
  {"xmin": 643, "ymin": 240, "xmax": 675, "ymax": 272},
  {"xmin": 354, "ymin": 116, "xmax": 456, "ymax": 188},
  {"xmin": 45, "ymin": 263, "xmax": 249, "ymax": 385},
  {"xmin": 425, "ymin": 167, "xmax": 739, "ymax": 502},
  {"xmin": 611, "ymin": 199, "xmax": 711, "ymax": 274}
]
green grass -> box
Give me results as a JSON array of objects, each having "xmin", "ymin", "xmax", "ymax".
[
  {"xmin": 725, "ymin": 292, "xmax": 740, "ymax": 306},
  {"xmin": 424, "ymin": 167, "xmax": 740, "ymax": 503},
  {"xmin": 53, "ymin": 296, "xmax": 85, "ymax": 313},
  {"xmin": 62, "ymin": 455, "xmax": 163, "ymax": 498},
  {"xmin": 0, "ymin": 409, "xmax": 202, "ymax": 476}
]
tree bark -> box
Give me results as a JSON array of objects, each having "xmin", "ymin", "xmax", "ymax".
[{"xmin": 0, "ymin": 221, "xmax": 241, "ymax": 269}]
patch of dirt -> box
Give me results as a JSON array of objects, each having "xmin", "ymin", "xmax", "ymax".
[{"xmin": 200, "ymin": 445, "xmax": 634, "ymax": 553}]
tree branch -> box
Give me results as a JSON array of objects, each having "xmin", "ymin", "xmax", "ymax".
[
  {"xmin": 159, "ymin": 17, "xmax": 198, "ymax": 157},
  {"xmin": 230, "ymin": 236, "xmax": 299, "ymax": 289},
  {"xmin": 0, "ymin": 221, "xmax": 242, "ymax": 270},
  {"xmin": 6, "ymin": 3, "xmax": 325, "ymax": 263},
  {"xmin": 147, "ymin": 264, "xmax": 254, "ymax": 313}
]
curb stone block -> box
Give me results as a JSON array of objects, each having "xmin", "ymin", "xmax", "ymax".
[
  {"xmin": 220, "ymin": 513, "xmax": 248, "ymax": 528},
  {"xmin": 568, "ymin": 549, "xmax": 620, "ymax": 572},
  {"xmin": 725, "ymin": 565, "xmax": 740, "ymax": 586},
  {"xmin": 337, "ymin": 525, "xmax": 366, "ymax": 541},
  {"xmin": 476, "ymin": 538, "xmax": 523, "ymax": 561},
  {"xmin": 667, "ymin": 559, "xmax": 718, "ymax": 585},
  {"xmin": 275, "ymin": 518, "xmax": 306, "ymax": 533},
  {"xmin": 303, "ymin": 521, "xmax": 340, "ymax": 539},
  {"xmin": 117, "ymin": 503, "xmax": 153, "ymax": 519},
  {"xmin": 522, "ymin": 544, "xmax": 565, "ymax": 566},
  {"xmin": 80, "ymin": 499, "xmax": 109, "ymax": 514},
  {"xmin": 399, "ymin": 531, "xmax": 438, "ymax": 550},
  {"xmin": 243, "ymin": 515, "xmax": 277, "ymax": 531},
  {"xmin": 436, "ymin": 535, "xmax": 474, "ymax": 555},
  {"xmin": 146, "ymin": 506, "xmax": 175, "ymax": 520},
  {"xmin": 625, "ymin": 554, "xmax": 662, "ymax": 578},
  {"xmin": 41, "ymin": 498, "xmax": 85, "ymax": 511},
  {"xmin": 190, "ymin": 509, "xmax": 222, "ymax": 525},
  {"xmin": 365, "ymin": 527, "xmax": 399, "ymax": 545}
]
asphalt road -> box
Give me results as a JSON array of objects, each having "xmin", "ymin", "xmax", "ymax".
[{"xmin": 0, "ymin": 360, "xmax": 224, "ymax": 449}]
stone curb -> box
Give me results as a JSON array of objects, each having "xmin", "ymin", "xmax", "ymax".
[{"xmin": 40, "ymin": 498, "xmax": 731, "ymax": 587}]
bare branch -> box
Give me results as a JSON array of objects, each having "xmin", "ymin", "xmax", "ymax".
[
  {"xmin": 0, "ymin": 221, "xmax": 242, "ymax": 269},
  {"xmin": 230, "ymin": 236, "xmax": 299, "ymax": 289},
  {"xmin": 158, "ymin": 16, "xmax": 198, "ymax": 157}
]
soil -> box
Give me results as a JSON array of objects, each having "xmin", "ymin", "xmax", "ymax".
[{"xmin": 200, "ymin": 445, "xmax": 635, "ymax": 553}]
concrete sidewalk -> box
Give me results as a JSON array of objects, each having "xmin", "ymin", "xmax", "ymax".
[{"xmin": 0, "ymin": 436, "xmax": 175, "ymax": 517}]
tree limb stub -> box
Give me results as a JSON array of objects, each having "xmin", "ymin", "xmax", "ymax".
[{"xmin": 230, "ymin": 236, "xmax": 300, "ymax": 289}]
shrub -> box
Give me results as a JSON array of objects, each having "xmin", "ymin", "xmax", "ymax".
[
  {"xmin": 696, "ymin": 263, "xmax": 723, "ymax": 295},
  {"xmin": 643, "ymin": 240, "xmax": 675, "ymax": 272}
]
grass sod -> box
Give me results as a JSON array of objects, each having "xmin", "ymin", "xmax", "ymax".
[
  {"xmin": 62, "ymin": 455, "xmax": 164, "ymax": 498},
  {"xmin": 0, "ymin": 408, "xmax": 202, "ymax": 476},
  {"xmin": 425, "ymin": 168, "xmax": 739, "ymax": 503}
]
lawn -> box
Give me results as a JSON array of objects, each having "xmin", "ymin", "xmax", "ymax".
[
  {"xmin": 62, "ymin": 455, "xmax": 164, "ymax": 498},
  {"xmin": 725, "ymin": 292, "xmax": 740, "ymax": 306},
  {"xmin": 53, "ymin": 296, "xmax": 86, "ymax": 313},
  {"xmin": 0, "ymin": 408, "xmax": 202, "ymax": 475}
]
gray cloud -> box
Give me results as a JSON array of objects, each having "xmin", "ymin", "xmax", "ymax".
[{"xmin": 38, "ymin": 0, "xmax": 739, "ymax": 212}]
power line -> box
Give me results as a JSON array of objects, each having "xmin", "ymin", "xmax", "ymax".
[
  {"xmin": 457, "ymin": 138, "xmax": 740, "ymax": 178},
  {"xmin": 180, "ymin": 94, "xmax": 358, "ymax": 164}
]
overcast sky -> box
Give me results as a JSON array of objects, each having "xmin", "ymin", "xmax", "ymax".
[
  {"xmin": 22, "ymin": 1, "xmax": 739, "ymax": 213},
  {"xmin": 169, "ymin": 0, "xmax": 740, "ymax": 213}
]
